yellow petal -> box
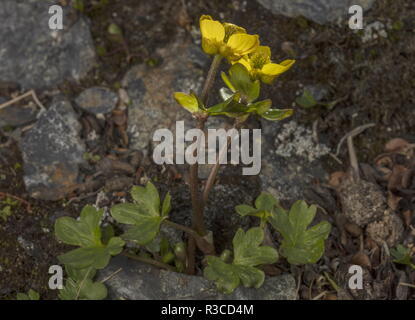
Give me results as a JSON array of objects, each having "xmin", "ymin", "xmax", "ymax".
[
  {"xmin": 223, "ymin": 22, "xmax": 246, "ymax": 41},
  {"xmin": 202, "ymin": 38, "xmax": 219, "ymax": 55},
  {"xmin": 261, "ymin": 60, "xmax": 295, "ymax": 76},
  {"xmin": 227, "ymin": 34, "xmax": 259, "ymax": 56},
  {"xmin": 236, "ymin": 57, "xmax": 253, "ymax": 72},
  {"xmin": 255, "ymin": 46, "xmax": 271, "ymax": 59},
  {"xmin": 200, "ymin": 18, "xmax": 225, "ymax": 43}
]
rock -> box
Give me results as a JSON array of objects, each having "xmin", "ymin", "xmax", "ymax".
[
  {"xmin": 0, "ymin": 97, "xmax": 39, "ymax": 128},
  {"xmin": 0, "ymin": 0, "xmax": 96, "ymax": 89},
  {"xmin": 338, "ymin": 179, "xmax": 385, "ymax": 227},
  {"xmin": 360, "ymin": 21, "xmax": 388, "ymax": 43},
  {"xmin": 366, "ymin": 210, "xmax": 404, "ymax": 247},
  {"xmin": 75, "ymin": 87, "xmax": 119, "ymax": 114},
  {"xmin": 256, "ymin": 0, "xmax": 376, "ymax": 25},
  {"xmin": 21, "ymin": 97, "xmax": 85, "ymax": 200},
  {"xmin": 122, "ymin": 36, "xmax": 209, "ymax": 154},
  {"xmin": 260, "ymin": 120, "xmax": 331, "ymax": 202},
  {"xmin": 98, "ymin": 255, "xmax": 297, "ymax": 300}
]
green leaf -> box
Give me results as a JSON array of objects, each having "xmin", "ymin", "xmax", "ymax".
[
  {"xmin": 58, "ymin": 247, "xmax": 110, "ymax": 270},
  {"xmin": 222, "ymin": 64, "xmax": 261, "ymax": 103},
  {"xmin": 162, "ymin": 192, "xmax": 171, "ymax": 217},
  {"xmin": 65, "ymin": 265, "xmax": 96, "ymax": 282},
  {"xmin": 391, "ymin": 245, "xmax": 415, "ymax": 269},
  {"xmin": 121, "ymin": 219, "xmax": 163, "ymax": 245},
  {"xmin": 59, "ymin": 278, "xmax": 107, "ymax": 300},
  {"xmin": 261, "ymin": 109, "xmax": 293, "ymax": 121},
  {"xmin": 55, "ymin": 205, "xmax": 103, "ymax": 247},
  {"xmin": 207, "ymin": 93, "xmax": 247, "ymax": 115},
  {"xmin": 269, "ymin": 200, "xmax": 331, "ymax": 265},
  {"xmin": 111, "ymin": 182, "xmax": 166, "ymax": 245},
  {"xmin": 248, "ymin": 99, "xmax": 272, "ymax": 115},
  {"xmin": 174, "ymin": 92, "xmax": 199, "ymax": 113},
  {"xmin": 80, "ymin": 279, "xmax": 108, "ymax": 300},
  {"xmin": 204, "ymin": 256, "xmax": 240, "ymax": 294},
  {"xmin": 235, "ymin": 192, "xmax": 277, "ymax": 223},
  {"xmin": 221, "ymin": 72, "xmax": 236, "ymax": 92},
  {"xmin": 58, "ymin": 238, "xmax": 124, "ymax": 270},
  {"xmin": 111, "ymin": 203, "xmax": 164, "ymax": 245},
  {"xmin": 106, "ymin": 237, "xmax": 125, "ymax": 255},
  {"xmin": 16, "ymin": 289, "xmax": 40, "ymax": 300},
  {"xmin": 204, "ymin": 227, "xmax": 278, "ymax": 294},
  {"xmin": 233, "ymin": 265, "xmax": 264, "ymax": 288},
  {"xmin": 233, "ymin": 228, "xmax": 278, "ymax": 266},
  {"xmin": 130, "ymin": 182, "xmax": 160, "ymax": 217},
  {"xmin": 295, "ymin": 89, "xmax": 317, "ymax": 109},
  {"xmin": 229, "ymin": 64, "xmax": 253, "ymax": 96},
  {"xmin": 235, "ymin": 204, "xmax": 258, "ymax": 217},
  {"xmin": 255, "ymin": 192, "xmax": 278, "ymax": 212}
]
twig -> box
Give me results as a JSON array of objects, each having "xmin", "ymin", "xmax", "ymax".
[
  {"xmin": 122, "ymin": 251, "xmax": 177, "ymax": 272},
  {"xmin": 347, "ymin": 135, "xmax": 360, "ymax": 180},
  {"xmin": 75, "ymin": 267, "xmax": 93, "ymax": 300},
  {"xmin": 398, "ymin": 282, "xmax": 415, "ymax": 289},
  {"xmin": 0, "ymin": 90, "xmax": 46, "ymax": 112},
  {"xmin": 335, "ymin": 123, "xmax": 375, "ymax": 156},
  {"xmin": 100, "ymin": 268, "xmax": 123, "ymax": 283},
  {"xmin": 0, "ymin": 192, "xmax": 32, "ymax": 213},
  {"xmin": 312, "ymin": 291, "xmax": 328, "ymax": 300}
]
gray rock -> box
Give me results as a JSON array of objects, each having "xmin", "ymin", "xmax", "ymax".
[
  {"xmin": 0, "ymin": 0, "xmax": 96, "ymax": 89},
  {"xmin": 21, "ymin": 97, "xmax": 85, "ymax": 200},
  {"xmin": 256, "ymin": 0, "xmax": 375, "ymax": 25},
  {"xmin": 123, "ymin": 36, "xmax": 209, "ymax": 154},
  {"xmin": 98, "ymin": 255, "xmax": 297, "ymax": 300},
  {"xmin": 75, "ymin": 87, "xmax": 119, "ymax": 114},
  {"xmin": 0, "ymin": 97, "xmax": 39, "ymax": 128},
  {"xmin": 259, "ymin": 120, "xmax": 330, "ymax": 202}
]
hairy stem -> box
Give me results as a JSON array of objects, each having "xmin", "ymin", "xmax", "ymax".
[
  {"xmin": 122, "ymin": 251, "xmax": 177, "ymax": 272},
  {"xmin": 201, "ymin": 55, "xmax": 223, "ymax": 105},
  {"xmin": 187, "ymin": 54, "xmax": 222, "ymax": 274},
  {"xmin": 189, "ymin": 54, "xmax": 223, "ymax": 235},
  {"xmin": 202, "ymin": 118, "xmax": 245, "ymax": 205}
]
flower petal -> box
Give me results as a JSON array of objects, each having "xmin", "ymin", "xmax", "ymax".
[
  {"xmin": 262, "ymin": 60, "xmax": 295, "ymax": 76},
  {"xmin": 200, "ymin": 18, "xmax": 225, "ymax": 43},
  {"xmin": 254, "ymin": 46, "xmax": 271, "ymax": 59},
  {"xmin": 234, "ymin": 57, "xmax": 252, "ymax": 72},
  {"xmin": 227, "ymin": 34, "xmax": 259, "ymax": 56}
]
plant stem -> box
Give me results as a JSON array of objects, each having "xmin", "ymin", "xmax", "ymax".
[
  {"xmin": 189, "ymin": 118, "xmax": 208, "ymax": 237},
  {"xmin": 187, "ymin": 54, "xmax": 222, "ymax": 274},
  {"xmin": 202, "ymin": 118, "xmax": 245, "ymax": 205},
  {"xmin": 201, "ymin": 55, "xmax": 223, "ymax": 105},
  {"xmin": 122, "ymin": 251, "xmax": 177, "ymax": 272},
  {"xmin": 164, "ymin": 219, "xmax": 200, "ymax": 239},
  {"xmin": 188, "ymin": 54, "xmax": 223, "ymax": 236},
  {"xmin": 163, "ymin": 219, "xmax": 215, "ymax": 255}
]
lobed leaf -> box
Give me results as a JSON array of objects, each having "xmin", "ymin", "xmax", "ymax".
[{"xmin": 270, "ymin": 200, "xmax": 331, "ymax": 265}]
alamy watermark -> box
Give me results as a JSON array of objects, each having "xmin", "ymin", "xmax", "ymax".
[{"xmin": 152, "ymin": 121, "xmax": 261, "ymax": 175}]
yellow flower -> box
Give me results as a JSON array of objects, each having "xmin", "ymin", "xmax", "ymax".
[
  {"xmin": 237, "ymin": 46, "xmax": 295, "ymax": 84},
  {"xmin": 200, "ymin": 15, "xmax": 259, "ymax": 61}
]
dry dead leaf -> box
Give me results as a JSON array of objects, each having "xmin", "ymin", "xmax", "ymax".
[
  {"xmin": 385, "ymin": 138, "xmax": 410, "ymax": 153},
  {"xmin": 329, "ymin": 171, "xmax": 346, "ymax": 188}
]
